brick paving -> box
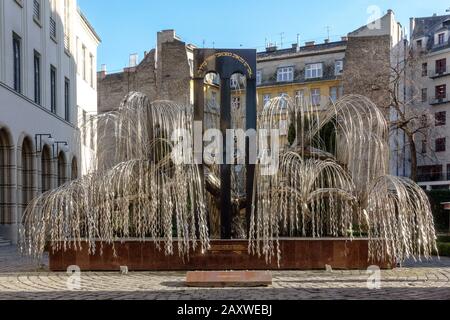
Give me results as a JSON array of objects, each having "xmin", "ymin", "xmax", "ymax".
[{"xmin": 0, "ymin": 246, "xmax": 449, "ymax": 300}]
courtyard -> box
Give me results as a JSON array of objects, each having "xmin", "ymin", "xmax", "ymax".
[{"xmin": 0, "ymin": 246, "xmax": 448, "ymax": 300}]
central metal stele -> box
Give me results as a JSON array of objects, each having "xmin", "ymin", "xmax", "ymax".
[{"xmin": 193, "ymin": 49, "xmax": 257, "ymax": 239}]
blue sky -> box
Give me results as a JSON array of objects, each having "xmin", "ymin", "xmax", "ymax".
[{"xmin": 78, "ymin": 0, "xmax": 449, "ymax": 73}]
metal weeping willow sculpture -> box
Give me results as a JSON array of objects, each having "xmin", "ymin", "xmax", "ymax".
[
  {"xmin": 249, "ymin": 94, "xmax": 437, "ymax": 263},
  {"xmin": 20, "ymin": 94, "xmax": 210, "ymax": 259},
  {"xmin": 20, "ymin": 91, "xmax": 437, "ymax": 265}
]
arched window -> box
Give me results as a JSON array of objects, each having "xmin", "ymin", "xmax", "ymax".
[
  {"xmin": 71, "ymin": 157, "xmax": 78, "ymax": 180},
  {"xmin": 57, "ymin": 152, "xmax": 67, "ymax": 187},
  {"xmin": 21, "ymin": 137, "xmax": 34, "ymax": 215},
  {"xmin": 41, "ymin": 145, "xmax": 52, "ymax": 193},
  {"xmin": 0, "ymin": 128, "xmax": 13, "ymax": 225}
]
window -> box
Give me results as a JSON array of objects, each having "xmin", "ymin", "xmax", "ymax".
[
  {"xmin": 263, "ymin": 94, "xmax": 271, "ymax": 107},
  {"xmin": 421, "ymin": 140, "xmax": 427, "ymax": 154},
  {"xmin": 438, "ymin": 33, "xmax": 445, "ymax": 45},
  {"xmin": 64, "ymin": 0, "xmax": 70, "ymax": 50},
  {"xmin": 256, "ymin": 70, "xmax": 262, "ymax": 85},
  {"xmin": 13, "ymin": 34, "xmax": 21, "ymax": 93},
  {"xmin": 295, "ymin": 90, "xmax": 305, "ymax": 104},
  {"xmin": 418, "ymin": 165, "xmax": 443, "ymax": 182},
  {"xmin": 50, "ymin": 66, "xmax": 57, "ymax": 113},
  {"xmin": 33, "ymin": 0, "xmax": 41, "ymax": 22},
  {"xmin": 230, "ymin": 76, "xmax": 239, "ymax": 89},
  {"xmin": 34, "ymin": 51, "xmax": 41, "ymax": 104},
  {"xmin": 188, "ymin": 59, "xmax": 193, "ymax": 76},
  {"xmin": 277, "ymin": 67, "xmax": 294, "ymax": 82},
  {"xmin": 305, "ymin": 63, "xmax": 323, "ymax": 79},
  {"xmin": 210, "ymin": 91, "xmax": 217, "ymax": 105},
  {"xmin": 417, "ymin": 39, "xmax": 423, "ymax": 48},
  {"xmin": 82, "ymin": 110, "xmax": 87, "ymax": 146},
  {"xmin": 436, "ymin": 59, "xmax": 446, "ymax": 74},
  {"xmin": 279, "ymin": 93, "xmax": 288, "ymax": 110},
  {"xmin": 422, "ymin": 63, "xmax": 428, "ymax": 76},
  {"xmin": 436, "ymin": 138, "xmax": 446, "ymax": 152},
  {"xmin": 232, "ymin": 96, "xmax": 241, "ymax": 110},
  {"xmin": 49, "ymin": 0, "xmax": 56, "ymax": 39},
  {"xmin": 330, "ymin": 87, "xmax": 338, "ymax": 102},
  {"xmin": 421, "ymin": 88, "xmax": 428, "ymax": 102},
  {"xmin": 436, "ymin": 84, "xmax": 447, "ymax": 100},
  {"xmin": 64, "ymin": 78, "xmax": 70, "ymax": 122},
  {"xmin": 311, "ymin": 88, "xmax": 321, "ymax": 106},
  {"xmin": 89, "ymin": 54, "xmax": 94, "ymax": 87},
  {"xmin": 335, "ymin": 60, "xmax": 343, "ymax": 75},
  {"xmin": 82, "ymin": 45, "xmax": 86, "ymax": 81},
  {"xmin": 435, "ymin": 111, "xmax": 446, "ymax": 126},
  {"xmin": 421, "ymin": 114, "xmax": 429, "ymax": 127},
  {"xmin": 76, "ymin": 37, "xmax": 80, "ymax": 74},
  {"xmin": 339, "ymin": 86, "xmax": 344, "ymax": 97}
]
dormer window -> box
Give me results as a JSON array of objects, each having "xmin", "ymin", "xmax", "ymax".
[
  {"xmin": 438, "ymin": 33, "xmax": 445, "ymax": 45},
  {"xmin": 277, "ymin": 67, "xmax": 294, "ymax": 82}
]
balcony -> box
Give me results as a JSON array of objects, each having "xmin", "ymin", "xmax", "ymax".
[
  {"xmin": 430, "ymin": 66, "xmax": 450, "ymax": 79},
  {"xmin": 430, "ymin": 95, "xmax": 450, "ymax": 105},
  {"xmin": 417, "ymin": 173, "xmax": 446, "ymax": 183}
]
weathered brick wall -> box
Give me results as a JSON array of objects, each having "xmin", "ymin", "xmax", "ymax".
[
  {"xmin": 96, "ymin": 33, "xmax": 191, "ymax": 170},
  {"xmin": 342, "ymin": 35, "xmax": 392, "ymax": 112},
  {"xmin": 97, "ymin": 40, "xmax": 190, "ymax": 113},
  {"xmin": 157, "ymin": 41, "xmax": 191, "ymax": 105}
]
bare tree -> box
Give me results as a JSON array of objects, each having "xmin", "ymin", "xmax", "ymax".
[{"xmin": 389, "ymin": 45, "xmax": 435, "ymax": 182}]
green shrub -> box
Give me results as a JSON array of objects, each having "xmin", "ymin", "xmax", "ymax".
[
  {"xmin": 438, "ymin": 236, "xmax": 450, "ymax": 243},
  {"xmin": 426, "ymin": 190, "xmax": 450, "ymax": 233},
  {"xmin": 436, "ymin": 242, "xmax": 450, "ymax": 257}
]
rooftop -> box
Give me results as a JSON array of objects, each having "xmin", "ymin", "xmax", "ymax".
[
  {"xmin": 412, "ymin": 14, "xmax": 450, "ymax": 39},
  {"xmin": 257, "ymin": 40, "xmax": 347, "ymax": 61}
]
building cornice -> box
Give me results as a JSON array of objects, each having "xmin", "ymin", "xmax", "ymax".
[
  {"xmin": 0, "ymin": 81, "xmax": 77, "ymax": 130},
  {"xmin": 77, "ymin": 7, "xmax": 101, "ymax": 44}
]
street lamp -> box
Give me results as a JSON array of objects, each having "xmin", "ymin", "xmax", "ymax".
[
  {"xmin": 35, "ymin": 134, "xmax": 55, "ymax": 153},
  {"xmin": 53, "ymin": 141, "xmax": 69, "ymax": 158}
]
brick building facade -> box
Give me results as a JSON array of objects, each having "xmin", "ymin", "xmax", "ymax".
[{"xmin": 97, "ymin": 30, "xmax": 193, "ymax": 114}]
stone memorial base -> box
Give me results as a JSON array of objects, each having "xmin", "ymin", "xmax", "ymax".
[
  {"xmin": 48, "ymin": 238, "xmax": 395, "ymax": 271},
  {"xmin": 186, "ymin": 271, "xmax": 272, "ymax": 287}
]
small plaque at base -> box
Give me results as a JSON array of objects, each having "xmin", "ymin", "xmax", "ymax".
[{"xmin": 186, "ymin": 271, "xmax": 272, "ymax": 288}]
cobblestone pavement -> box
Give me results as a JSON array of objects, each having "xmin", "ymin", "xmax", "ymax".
[{"xmin": 0, "ymin": 246, "xmax": 449, "ymax": 300}]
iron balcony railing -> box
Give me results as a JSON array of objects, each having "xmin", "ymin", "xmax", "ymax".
[
  {"xmin": 430, "ymin": 66, "xmax": 449, "ymax": 78},
  {"xmin": 430, "ymin": 94, "xmax": 449, "ymax": 105}
]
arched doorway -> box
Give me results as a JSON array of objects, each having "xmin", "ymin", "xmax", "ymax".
[
  {"xmin": 41, "ymin": 145, "xmax": 52, "ymax": 193},
  {"xmin": 71, "ymin": 157, "xmax": 78, "ymax": 180},
  {"xmin": 0, "ymin": 128, "xmax": 13, "ymax": 225},
  {"xmin": 21, "ymin": 137, "xmax": 34, "ymax": 216},
  {"xmin": 57, "ymin": 152, "xmax": 67, "ymax": 187}
]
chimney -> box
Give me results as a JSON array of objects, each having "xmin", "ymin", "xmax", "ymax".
[
  {"xmin": 324, "ymin": 39, "xmax": 330, "ymax": 44},
  {"xmin": 129, "ymin": 53, "xmax": 138, "ymax": 68},
  {"xmin": 410, "ymin": 18, "xmax": 416, "ymax": 40},
  {"xmin": 341, "ymin": 36, "xmax": 348, "ymax": 41},
  {"xmin": 157, "ymin": 29, "xmax": 178, "ymax": 45},
  {"xmin": 292, "ymin": 43, "xmax": 299, "ymax": 51},
  {"xmin": 98, "ymin": 64, "xmax": 107, "ymax": 80},
  {"xmin": 305, "ymin": 41, "xmax": 315, "ymax": 47}
]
